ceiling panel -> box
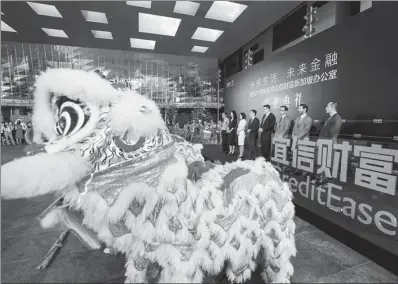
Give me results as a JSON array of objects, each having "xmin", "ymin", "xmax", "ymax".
[{"xmin": 1, "ymin": 1, "xmax": 301, "ymax": 60}]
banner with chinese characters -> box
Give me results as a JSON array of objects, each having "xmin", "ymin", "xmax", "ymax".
[
  {"xmin": 224, "ymin": 5, "xmax": 398, "ymax": 135},
  {"xmin": 271, "ymin": 136, "xmax": 398, "ymax": 256}
]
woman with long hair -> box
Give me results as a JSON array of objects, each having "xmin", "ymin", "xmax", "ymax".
[
  {"xmin": 237, "ymin": 112, "xmax": 248, "ymax": 159},
  {"xmin": 227, "ymin": 110, "xmax": 237, "ymax": 154}
]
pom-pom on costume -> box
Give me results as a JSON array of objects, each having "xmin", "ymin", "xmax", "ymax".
[{"xmin": 1, "ymin": 69, "xmax": 296, "ymax": 283}]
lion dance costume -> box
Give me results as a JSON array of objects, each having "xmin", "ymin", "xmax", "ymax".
[{"xmin": 1, "ymin": 69, "xmax": 296, "ymax": 283}]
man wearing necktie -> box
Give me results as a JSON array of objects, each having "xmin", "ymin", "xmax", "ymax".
[
  {"xmin": 274, "ymin": 106, "xmax": 291, "ymax": 139},
  {"xmin": 316, "ymin": 101, "xmax": 342, "ymax": 185},
  {"xmin": 247, "ymin": 109, "xmax": 260, "ymax": 160},
  {"xmin": 319, "ymin": 101, "xmax": 342, "ymax": 143},
  {"xmin": 259, "ymin": 104, "xmax": 276, "ymax": 161}
]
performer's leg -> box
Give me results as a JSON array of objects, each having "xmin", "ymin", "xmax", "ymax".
[{"xmin": 125, "ymin": 255, "xmax": 149, "ymax": 283}]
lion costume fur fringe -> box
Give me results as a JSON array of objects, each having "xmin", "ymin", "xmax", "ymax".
[{"xmin": 1, "ymin": 69, "xmax": 297, "ymax": 283}]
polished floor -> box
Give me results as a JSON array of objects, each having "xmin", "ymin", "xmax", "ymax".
[{"xmin": 2, "ymin": 145, "xmax": 398, "ymax": 283}]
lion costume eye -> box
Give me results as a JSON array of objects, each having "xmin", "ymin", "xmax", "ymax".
[
  {"xmin": 139, "ymin": 105, "xmax": 151, "ymax": 113},
  {"xmin": 54, "ymin": 99, "xmax": 89, "ymax": 137}
]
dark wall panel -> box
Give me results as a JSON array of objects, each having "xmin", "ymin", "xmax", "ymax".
[{"xmin": 225, "ymin": 3, "xmax": 398, "ymax": 137}]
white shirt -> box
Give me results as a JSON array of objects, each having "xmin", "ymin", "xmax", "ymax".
[{"xmin": 300, "ymin": 113, "xmax": 306, "ymax": 121}]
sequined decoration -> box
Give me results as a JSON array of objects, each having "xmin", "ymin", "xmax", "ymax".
[
  {"xmin": 232, "ymin": 263, "xmax": 249, "ymax": 276},
  {"xmin": 191, "ymin": 198, "xmax": 197, "ymax": 213},
  {"xmin": 168, "ymin": 216, "xmax": 182, "ymax": 234},
  {"xmin": 129, "ymin": 198, "xmax": 146, "ymax": 217},
  {"xmin": 210, "ymin": 231, "xmax": 227, "ymax": 247},
  {"xmin": 204, "ymin": 192, "xmax": 215, "ymax": 210},
  {"xmin": 230, "ymin": 236, "xmax": 240, "ymax": 251},
  {"xmin": 91, "ymin": 146, "xmax": 176, "ymax": 206},
  {"xmin": 144, "ymin": 242, "xmax": 161, "ymax": 253},
  {"xmin": 147, "ymin": 199, "xmax": 166, "ymax": 227},
  {"xmin": 178, "ymin": 245, "xmax": 195, "ymax": 262},
  {"xmin": 252, "ymin": 211, "xmax": 259, "ymax": 221},
  {"xmin": 187, "ymin": 219, "xmax": 201, "ymax": 241},
  {"xmin": 250, "ymin": 231, "xmax": 258, "ymax": 245},
  {"xmin": 269, "ymin": 229, "xmax": 281, "ymax": 247},
  {"xmin": 109, "ymin": 221, "xmax": 130, "ymax": 238},
  {"xmin": 215, "ymin": 201, "xmax": 251, "ymax": 231},
  {"xmin": 133, "ymin": 256, "xmax": 149, "ymax": 271},
  {"xmin": 167, "ymin": 186, "xmax": 177, "ymax": 194},
  {"xmin": 207, "ymin": 248, "xmax": 215, "ymax": 261}
]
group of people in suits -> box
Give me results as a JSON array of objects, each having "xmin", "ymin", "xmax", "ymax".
[{"xmin": 221, "ymin": 101, "xmax": 342, "ymax": 162}]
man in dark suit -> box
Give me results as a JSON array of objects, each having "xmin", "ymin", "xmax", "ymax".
[
  {"xmin": 259, "ymin": 104, "xmax": 276, "ymax": 161},
  {"xmin": 274, "ymin": 105, "xmax": 291, "ymax": 139},
  {"xmin": 247, "ymin": 109, "xmax": 260, "ymax": 160},
  {"xmin": 220, "ymin": 112, "xmax": 229, "ymax": 153},
  {"xmin": 316, "ymin": 101, "xmax": 342, "ymax": 185},
  {"xmin": 319, "ymin": 101, "xmax": 342, "ymax": 142}
]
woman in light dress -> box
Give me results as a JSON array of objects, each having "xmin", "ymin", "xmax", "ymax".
[
  {"xmin": 237, "ymin": 112, "xmax": 247, "ymax": 159},
  {"xmin": 227, "ymin": 111, "xmax": 237, "ymax": 155}
]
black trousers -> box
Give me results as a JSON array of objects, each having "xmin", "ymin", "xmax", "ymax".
[
  {"xmin": 261, "ymin": 133, "xmax": 272, "ymax": 161},
  {"xmin": 247, "ymin": 134, "xmax": 258, "ymax": 160},
  {"xmin": 221, "ymin": 130, "xmax": 228, "ymax": 153}
]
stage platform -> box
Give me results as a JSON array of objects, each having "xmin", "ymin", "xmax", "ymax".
[{"xmin": 1, "ymin": 145, "xmax": 397, "ymax": 283}]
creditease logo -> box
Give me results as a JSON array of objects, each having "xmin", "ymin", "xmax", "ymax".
[
  {"xmin": 271, "ymin": 137, "xmax": 398, "ymax": 238},
  {"xmin": 280, "ymin": 174, "xmax": 397, "ymax": 238}
]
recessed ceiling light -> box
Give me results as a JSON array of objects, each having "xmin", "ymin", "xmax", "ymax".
[
  {"xmin": 92, "ymin": 30, "xmax": 113, "ymax": 40},
  {"xmin": 126, "ymin": 1, "xmax": 151, "ymax": 9},
  {"xmin": 205, "ymin": 1, "xmax": 247, "ymax": 23},
  {"xmin": 81, "ymin": 10, "xmax": 108, "ymax": 24},
  {"xmin": 130, "ymin": 38, "xmax": 156, "ymax": 50},
  {"xmin": 192, "ymin": 27, "xmax": 223, "ymax": 42},
  {"xmin": 42, "ymin": 28, "xmax": 68, "ymax": 38},
  {"xmin": 139, "ymin": 13, "xmax": 181, "ymax": 37},
  {"xmin": 191, "ymin": 46, "xmax": 208, "ymax": 53},
  {"xmin": 1, "ymin": 21, "xmax": 17, "ymax": 33},
  {"xmin": 27, "ymin": 2, "xmax": 62, "ymax": 18},
  {"xmin": 173, "ymin": 1, "xmax": 200, "ymax": 16}
]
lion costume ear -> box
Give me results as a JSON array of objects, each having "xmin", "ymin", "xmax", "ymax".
[{"xmin": 110, "ymin": 92, "xmax": 165, "ymax": 139}]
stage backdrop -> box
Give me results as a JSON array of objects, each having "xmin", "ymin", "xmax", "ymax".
[
  {"xmin": 225, "ymin": 2, "xmax": 398, "ymax": 256},
  {"xmin": 224, "ymin": 3, "xmax": 398, "ymax": 138}
]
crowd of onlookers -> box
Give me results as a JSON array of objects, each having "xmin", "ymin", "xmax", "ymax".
[
  {"xmin": 1, "ymin": 120, "xmax": 32, "ymax": 146},
  {"xmin": 168, "ymin": 119, "xmax": 222, "ymax": 144}
]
